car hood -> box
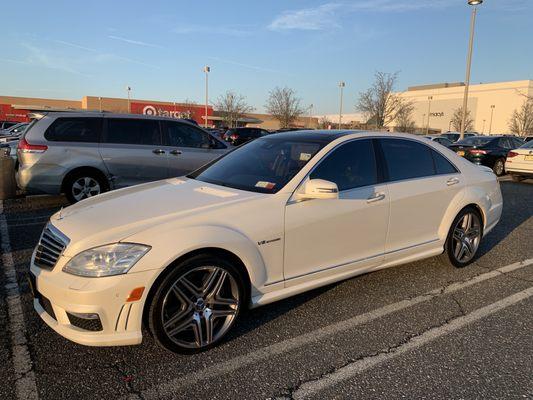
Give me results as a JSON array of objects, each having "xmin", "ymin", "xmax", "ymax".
[{"xmin": 50, "ymin": 178, "xmax": 261, "ymax": 257}]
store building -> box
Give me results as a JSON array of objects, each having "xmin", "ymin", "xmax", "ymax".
[
  {"xmin": 0, "ymin": 95, "xmax": 215, "ymax": 126},
  {"xmin": 391, "ymin": 80, "xmax": 533, "ymax": 134}
]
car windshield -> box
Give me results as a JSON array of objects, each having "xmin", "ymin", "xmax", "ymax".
[
  {"xmin": 189, "ymin": 136, "xmax": 325, "ymax": 193},
  {"xmin": 456, "ymin": 137, "xmax": 494, "ymax": 146},
  {"xmin": 520, "ymin": 140, "xmax": 533, "ymax": 149}
]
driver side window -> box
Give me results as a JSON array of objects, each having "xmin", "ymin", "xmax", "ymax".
[{"xmin": 310, "ymin": 139, "xmax": 378, "ymax": 191}]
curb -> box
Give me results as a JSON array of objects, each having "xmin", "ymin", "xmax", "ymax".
[{"xmin": 3, "ymin": 195, "xmax": 68, "ymax": 212}]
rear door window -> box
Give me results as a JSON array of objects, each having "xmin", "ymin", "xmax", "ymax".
[
  {"xmin": 431, "ymin": 150, "xmax": 458, "ymax": 175},
  {"xmin": 380, "ymin": 139, "xmax": 436, "ymax": 181},
  {"xmin": 104, "ymin": 118, "xmax": 161, "ymax": 145},
  {"xmin": 44, "ymin": 117, "xmax": 102, "ymax": 142}
]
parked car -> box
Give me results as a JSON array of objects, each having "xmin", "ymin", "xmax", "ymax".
[
  {"xmin": 523, "ymin": 136, "xmax": 533, "ymax": 143},
  {"xmin": 505, "ymin": 139, "xmax": 533, "ymax": 182},
  {"xmin": 0, "ymin": 139, "xmax": 19, "ymax": 162},
  {"xmin": 0, "ymin": 122, "xmax": 29, "ymax": 142},
  {"xmin": 223, "ymin": 127, "xmax": 270, "ymax": 146},
  {"xmin": 440, "ymin": 132, "xmax": 476, "ymax": 143},
  {"xmin": 17, "ymin": 112, "xmax": 229, "ymax": 203},
  {"xmin": 424, "ymin": 135, "xmax": 453, "ymax": 147},
  {"xmin": 28, "ymin": 131, "xmax": 502, "ymax": 353},
  {"xmin": 448, "ymin": 135, "xmax": 524, "ymax": 176},
  {"xmin": 0, "ymin": 120, "xmax": 18, "ymax": 130}
]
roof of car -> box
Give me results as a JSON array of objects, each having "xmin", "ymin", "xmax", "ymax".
[{"xmin": 267, "ymin": 130, "xmax": 361, "ymax": 143}]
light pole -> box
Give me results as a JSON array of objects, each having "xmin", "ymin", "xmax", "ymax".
[
  {"xmin": 422, "ymin": 114, "xmax": 426, "ymax": 130},
  {"xmin": 308, "ymin": 104, "xmax": 314, "ymax": 128},
  {"xmin": 98, "ymin": 97, "xmax": 102, "ymax": 112},
  {"xmin": 489, "ymin": 104, "xmax": 495, "ymax": 134},
  {"xmin": 482, "ymin": 119, "xmax": 486, "ymax": 134},
  {"xmin": 126, "ymin": 86, "xmax": 131, "ymax": 113},
  {"xmin": 459, "ymin": 0, "xmax": 483, "ymax": 140},
  {"xmin": 203, "ymin": 66, "xmax": 210, "ymax": 128},
  {"xmin": 426, "ymin": 95, "xmax": 433, "ymax": 134},
  {"xmin": 448, "ymin": 120, "xmax": 453, "ymax": 131},
  {"xmin": 338, "ymin": 81, "xmax": 345, "ymax": 129}
]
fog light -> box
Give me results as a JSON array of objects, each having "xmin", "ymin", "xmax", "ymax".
[{"xmin": 67, "ymin": 312, "xmax": 103, "ymax": 331}]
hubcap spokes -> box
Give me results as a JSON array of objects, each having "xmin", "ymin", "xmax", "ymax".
[
  {"xmin": 72, "ymin": 177, "xmax": 100, "ymax": 201},
  {"xmin": 452, "ymin": 213, "xmax": 481, "ymax": 263},
  {"xmin": 161, "ymin": 266, "xmax": 239, "ymax": 348}
]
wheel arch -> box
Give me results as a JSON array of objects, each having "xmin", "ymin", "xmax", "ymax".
[
  {"xmin": 141, "ymin": 246, "xmax": 254, "ymax": 330},
  {"xmin": 61, "ymin": 166, "xmax": 110, "ymax": 192}
]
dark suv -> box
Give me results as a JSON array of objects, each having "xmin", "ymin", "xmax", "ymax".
[
  {"xmin": 449, "ymin": 135, "xmax": 524, "ymax": 176},
  {"xmin": 223, "ymin": 127, "xmax": 270, "ymax": 146}
]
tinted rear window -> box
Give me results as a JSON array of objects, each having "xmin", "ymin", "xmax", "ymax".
[
  {"xmin": 103, "ymin": 118, "xmax": 161, "ymax": 145},
  {"xmin": 456, "ymin": 137, "xmax": 494, "ymax": 146},
  {"xmin": 380, "ymin": 139, "xmax": 435, "ymax": 181},
  {"xmin": 432, "ymin": 150, "xmax": 458, "ymax": 175},
  {"xmin": 44, "ymin": 117, "xmax": 102, "ymax": 142}
]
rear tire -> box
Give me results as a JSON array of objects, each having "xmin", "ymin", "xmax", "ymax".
[
  {"xmin": 63, "ymin": 170, "xmax": 108, "ymax": 203},
  {"xmin": 492, "ymin": 158, "xmax": 505, "ymax": 176},
  {"xmin": 148, "ymin": 254, "xmax": 246, "ymax": 354},
  {"xmin": 438, "ymin": 207, "xmax": 483, "ymax": 268}
]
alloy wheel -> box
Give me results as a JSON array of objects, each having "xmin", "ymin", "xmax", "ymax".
[
  {"xmin": 72, "ymin": 177, "xmax": 101, "ymax": 201},
  {"xmin": 452, "ymin": 212, "xmax": 481, "ymax": 263},
  {"xmin": 494, "ymin": 160, "xmax": 504, "ymax": 176},
  {"xmin": 160, "ymin": 266, "xmax": 240, "ymax": 349}
]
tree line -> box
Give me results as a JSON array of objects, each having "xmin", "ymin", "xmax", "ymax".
[{"xmin": 206, "ymin": 73, "xmax": 533, "ymax": 135}]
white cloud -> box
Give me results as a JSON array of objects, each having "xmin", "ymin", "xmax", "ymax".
[
  {"xmin": 172, "ymin": 24, "xmax": 251, "ymax": 36},
  {"xmin": 268, "ymin": 3, "xmax": 341, "ymax": 31},
  {"xmin": 268, "ymin": 1, "xmax": 453, "ymax": 31},
  {"xmin": 108, "ymin": 35, "xmax": 162, "ymax": 49}
]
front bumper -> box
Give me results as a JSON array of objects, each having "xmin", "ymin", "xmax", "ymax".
[{"xmin": 30, "ymin": 260, "xmax": 160, "ymax": 347}]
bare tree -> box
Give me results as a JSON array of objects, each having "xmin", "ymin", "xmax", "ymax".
[
  {"xmin": 265, "ymin": 87, "xmax": 305, "ymax": 128},
  {"xmin": 394, "ymin": 101, "xmax": 416, "ymax": 133},
  {"xmin": 509, "ymin": 100, "xmax": 533, "ymax": 136},
  {"xmin": 356, "ymin": 71, "xmax": 406, "ymax": 129},
  {"xmin": 451, "ymin": 107, "xmax": 474, "ymax": 132},
  {"xmin": 214, "ymin": 91, "xmax": 254, "ymax": 128},
  {"xmin": 317, "ymin": 116, "xmax": 333, "ymax": 129}
]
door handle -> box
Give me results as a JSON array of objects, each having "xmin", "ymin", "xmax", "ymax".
[
  {"xmin": 170, "ymin": 149, "xmax": 182, "ymax": 156},
  {"xmin": 446, "ymin": 177, "xmax": 460, "ymax": 186},
  {"xmin": 367, "ymin": 192, "xmax": 386, "ymax": 203},
  {"xmin": 152, "ymin": 149, "xmax": 165, "ymax": 155}
]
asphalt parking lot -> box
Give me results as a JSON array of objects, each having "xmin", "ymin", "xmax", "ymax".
[{"xmin": 0, "ymin": 179, "xmax": 532, "ymax": 400}]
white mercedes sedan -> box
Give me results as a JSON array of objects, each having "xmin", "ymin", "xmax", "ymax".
[{"xmin": 29, "ymin": 131, "xmax": 503, "ymax": 353}]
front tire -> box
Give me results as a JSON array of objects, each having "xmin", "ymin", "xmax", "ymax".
[
  {"xmin": 148, "ymin": 254, "xmax": 245, "ymax": 354},
  {"xmin": 439, "ymin": 207, "xmax": 483, "ymax": 268}
]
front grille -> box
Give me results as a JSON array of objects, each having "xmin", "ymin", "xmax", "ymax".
[
  {"xmin": 67, "ymin": 312, "xmax": 103, "ymax": 332},
  {"xmin": 34, "ymin": 224, "xmax": 69, "ymax": 270}
]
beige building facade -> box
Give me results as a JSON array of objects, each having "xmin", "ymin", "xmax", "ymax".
[{"xmin": 392, "ymin": 80, "xmax": 533, "ymax": 134}]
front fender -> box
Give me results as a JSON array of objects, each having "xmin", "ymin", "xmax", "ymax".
[{"xmin": 126, "ymin": 225, "xmax": 268, "ymax": 297}]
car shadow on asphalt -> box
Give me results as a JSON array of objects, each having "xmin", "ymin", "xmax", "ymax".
[{"xmin": 477, "ymin": 181, "xmax": 532, "ymax": 259}]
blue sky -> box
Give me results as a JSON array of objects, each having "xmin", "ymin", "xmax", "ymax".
[{"xmin": 0, "ymin": 0, "xmax": 531, "ymax": 114}]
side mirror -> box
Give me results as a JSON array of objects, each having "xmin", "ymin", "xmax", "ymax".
[{"xmin": 296, "ymin": 179, "xmax": 339, "ymax": 201}]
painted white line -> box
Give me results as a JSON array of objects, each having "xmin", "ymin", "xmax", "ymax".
[
  {"xmin": 0, "ymin": 201, "xmax": 39, "ymax": 400},
  {"xmin": 292, "ymin": 285, "xmax": 533, "ymax": 399},
  {"xmin": 134, "ymin": 258, "xmax": 533, "ymax": 400}
]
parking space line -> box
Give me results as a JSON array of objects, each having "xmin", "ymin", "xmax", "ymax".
[
  {"xmin": 0, "ymin": 201, "xmax": 39, "ymax": 400},
  {"xmin": 133, "ymin": 258, "xmax": 533, "ymax": 400},
  {"xmin": 292, "ymin": 285, "xmax": 533, "ymax": 399}
]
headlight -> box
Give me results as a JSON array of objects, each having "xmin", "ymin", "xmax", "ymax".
[{"xmin": 62, "ymin": 243, "xmax": 150, "ymax": 277}]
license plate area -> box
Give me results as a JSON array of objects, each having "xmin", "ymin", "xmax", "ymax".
[{"xmin": 525, "ymin": 155, "xmax": 533, "ymax": 161}]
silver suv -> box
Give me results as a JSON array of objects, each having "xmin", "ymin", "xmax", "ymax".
[{"xmin": 17, "ymin": 112, "xmax": 229, "ymax": 202}]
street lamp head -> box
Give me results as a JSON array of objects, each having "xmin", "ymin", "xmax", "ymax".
[
  {"xmin": 467, "ymin": 0, "xmax": 483, "ymax": 5},
  {"xmin": 338, "ymin": 81, "xmax": 345, "ymax": 88},
  {"xmin": 204, "ymin": 66, "xmax": 210, "ymax": 73}
]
